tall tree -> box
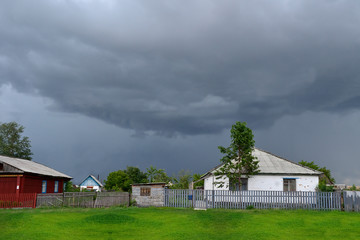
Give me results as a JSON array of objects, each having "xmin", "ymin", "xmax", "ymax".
[
  {"xmin": 104, "ymin": 166, "xmax": 147, "ymax": 192},
  {"xmin": 214, "ymin": 121, "xmax": 259, "ymax": 189},
  {"xmin": 104, "ymin": 170, "xmax": 130, "ymax": 191},
  {"xmin": 124, "ymin": 166, "xmax": 148, "ymax": 184},
  {"xmin": 0, "ymin": 122, "xmax": 33, "ymax": 160},
  {"xmin": 171, "ymin": 170, "xmax": 192, "ymax": 189},
  {"xmin": 146, "ymin": 165, "xmax": 171, "ymax": 183},
  {"xmin": 299, "ymin": 160, "xmax": 335, "ymax": 192},
  {"xmin": 192, "ymin": 173, "xmax": 204, "ymax": 189},
  {"xmin": 298, "ymin": 160, "xmax": 335, "ymax": 183}
]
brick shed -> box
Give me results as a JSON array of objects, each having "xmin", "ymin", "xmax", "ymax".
[{"xmin": 131, "ymin": 182, "xmax": 166, "ymax": 207}]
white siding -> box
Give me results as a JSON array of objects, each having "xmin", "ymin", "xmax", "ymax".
[
  {"xmin": 204, "ymin": 174, "xmax": 319, "ymax": 192},
  {"xmin": 204, "ymin": 175, "xmax": 228, "ymax": 190}
]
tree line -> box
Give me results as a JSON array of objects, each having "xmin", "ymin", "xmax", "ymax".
[{"xmin": 104, "ymin": 166, "xmax": 204, "ymax": 192}]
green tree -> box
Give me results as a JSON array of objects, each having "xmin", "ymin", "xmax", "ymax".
[
  {"xmin": 104, "ymin": 166, "xmax": 147, "ymax": 192},
  {"xmin": 299, "ymin": 160, "xmax": 335, "ymax": 192},
  {"xmin": 104, "ymin": 169, "xmax": 130, "ymax": 191},
  {"xmin": 214, "ymin": 122, "xmax": 259, "ymax": 189},
  {"xmin": 298, "ymin": 160, "xmax": 335, "ymax": 183},
  {"xmin": 0, "ymin": 122, "xmax": 33, "ymax": 160},
  {"xmin": 171, "ymin": 170, "xmax": 192, "ymax": 189},
  {"xmin": 192, "ymin": 173, "xmax": 204, "ymax": 189},
  {"xmin": 349, "ymin": 184, "xmax": 357, "ymax": 191},
  {"xmin": 64, "ymin": 181, "xmax": 80, "ymax": 192},
  {"xmin": 124, "ymin": 166, "xmax": 147, "ymax": 184},
  {"xmin": 146, "ymin": 165, "xmax": 171, "ymax": 183},
  {"xmin": 146, "ymin": 165, "xmax": 158, "ymax": 182}
]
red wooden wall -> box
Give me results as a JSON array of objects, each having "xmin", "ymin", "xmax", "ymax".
[
  {"xmin": 0, "ymin": 177, "xmax": 17, "ymax": 194},
  {"xmin": 0, "ymin": 175, "xmax": 66, "ymax": 194}
]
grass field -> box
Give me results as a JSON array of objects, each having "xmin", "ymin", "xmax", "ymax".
[{"xmin": 1, "ymin": 207, "xmax": 360, "ymax": 240}]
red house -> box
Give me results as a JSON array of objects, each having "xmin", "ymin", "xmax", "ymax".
[{"xmin": 0, "ymin": 155, "xmax": 72, "ymax": 194}]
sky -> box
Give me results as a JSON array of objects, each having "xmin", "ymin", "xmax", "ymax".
[{"xmin": 1, "ymin": 0, "xmax": 360, "ymax": 185}]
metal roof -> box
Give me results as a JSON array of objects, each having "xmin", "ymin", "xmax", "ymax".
[
  {"xmin": 204, "ymin": 148, "xmax": 322, "ymax": 177},
  {"xmin": 0, "ymin": 155, "xmax": 72, "ymax": 179}
]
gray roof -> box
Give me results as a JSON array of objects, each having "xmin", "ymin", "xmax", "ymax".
[
  {"xmin": 0, "ymin": 155, "xmax": 72, "ymax": 179},
  {"xmin": 204, "ymin": 148, "xmax": 322, "ymax": 177}
]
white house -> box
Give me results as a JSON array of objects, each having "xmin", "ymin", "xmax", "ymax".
[
  {"xmin": 79, "ymin": 175, "xmax": 103, "ymax": 192},
  {"xmin": 202, "ymin": 148, "xmax": 322, "ymax": 192}
]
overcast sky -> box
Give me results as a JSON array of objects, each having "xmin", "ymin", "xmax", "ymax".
[{"xmin": 1, "ymin": 0, "xmax": 360, "ymax": 184}]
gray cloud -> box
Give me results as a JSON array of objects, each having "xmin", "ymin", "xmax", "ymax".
[{"xmin": 1, "ymin": 0, "xmax": 360, "ymax": 137}]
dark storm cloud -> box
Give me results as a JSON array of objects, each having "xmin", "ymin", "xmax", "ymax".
[{"xmin": 1, "ymin": 0, "xmax": 360, "ymax": 135}]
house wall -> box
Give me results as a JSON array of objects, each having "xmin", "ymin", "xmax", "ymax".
[
  {"xmin": 204, "ymin": 175, "xmax": 229, "ymax": 190},
  {"xmin": 0, "ymin": 174, "xmax": 65, "ymax": 194},
  {"xmin": 0, "ymin": 176, "xmax": 17, "ymax": 193},
  {"xmin": 204, "ymin": 174, "xmax": 319, "ymax": 192}
]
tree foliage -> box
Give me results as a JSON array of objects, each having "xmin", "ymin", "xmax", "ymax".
[
  {"xmin": 170, "ymin": 170, "xmax": 192, "ymax": 189},
  {"xmin": 64, "ymin": 181, "xmax": 80, "ymax": 192},
  {"xmin": 0, "ymin": 122, "xmax": 33, "ymax": 160},
  {"xmin": 214, "ymin": 122, "xmax": 259, "ymax": 188},
  {"xmin": 192, "ymin": 173, "xmax": 204, "ymax": 189},
  {"xmin": 146, "ymin": 165, "xmax": 171, "ymax": 183},
  {"xmin": 104, "ymin": 166, "xmax": 147, "ymax": 192},
  {"xmin": 298, "ymin": 160, "xmax": 335, "ymax": 183},
  {"xmin": 299, "ymin": 160, "xmax": 335, "ymax": 192},
  {"xmin": 124, "ymin": 166, "xmax": 148, "ymax": 184}
]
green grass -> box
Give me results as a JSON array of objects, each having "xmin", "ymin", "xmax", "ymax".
[{"xmin": 1, "ymin": 207, "xmax": 360, "ymax": 240}]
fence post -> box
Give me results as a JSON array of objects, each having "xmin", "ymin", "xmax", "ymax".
[
  {"xmin": 206, "ymin": 190, "xmax": 208, "ymax": 209},
  {"xmin": 192, "ymin": 189, "xmax": 194, "ymax": 208},
  {"xmin": 33, "ymin": 193, "xmax": 37, "ymax": 208},
  {"xmin": 212, "ymin": 190, "xmax": 215, "ymax": 208},
  {"xmin": 341, "ymin": 191, "xmax": 344, "ymax": 211},
  {"xmin": 62, "ymin": 192, "xmax": 65, "ymax": 207}
]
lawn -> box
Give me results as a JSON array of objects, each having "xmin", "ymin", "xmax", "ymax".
[{"xmin": 1, "ymin": 207, "xmax": 360, "ymax": 240}]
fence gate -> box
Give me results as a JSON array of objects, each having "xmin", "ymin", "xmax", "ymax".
[{"xmin": 164, "ymin": 189, "xmax": 342, "ymax": 211}]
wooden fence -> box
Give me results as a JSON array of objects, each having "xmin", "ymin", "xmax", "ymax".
[
  {"xmin": 164, "ymin": 189, "xmax": 342, "ymax": 210},
  {"xmin": 343, "ymin": 191, "xmax": 360, "ymax": 212},
  {"xmin": 0, "ymin": 193, "xmax": 37, "ymax": 208},
  {"xmin": 36, "ymin": 192, "xmax": 130, "ymax": 208}
]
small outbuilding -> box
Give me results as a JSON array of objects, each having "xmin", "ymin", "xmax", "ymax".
[
  {"xmin": 132, "ymin": 182, "xmax": 166, "ymax": 207},
  {"xmin": 79, "ymin": 175, "xmax": 103, "ymax": 192},
  {"xmin": 0, "ymin": 155, "xmax": 72, "ymax": 194}
]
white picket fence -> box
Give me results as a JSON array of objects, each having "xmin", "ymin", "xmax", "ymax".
[{"xmin": 164, "ymin": 189, "xmax": 341, "ymax": 210}]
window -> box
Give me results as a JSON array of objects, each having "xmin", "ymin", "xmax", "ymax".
[
  {"xmin": 54, "ymin": 181, "xmax": 59, "ymax": 193},
  {"xmin": 283, "ymin": 179, "xmax": 296, "ymax": 192},
  {"xmin": 140, "ymin": 187, "xmax": 151, "ymax": 196},
  {"xmin": 42, "ymin": 180, "xmax": 47, "ymax": 193},
  {"xmin": 0, "ymin": 163, "xmax": 3, "ymax": 171},
  {"xmin": 230, "ymin": 178, "xmax": 248, "ymax": 191}
]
